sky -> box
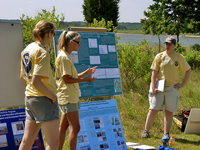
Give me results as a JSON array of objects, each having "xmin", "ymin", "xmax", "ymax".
[{"xmin": 0, "ymin": 0, "xmax": 154, "ymax": 23}]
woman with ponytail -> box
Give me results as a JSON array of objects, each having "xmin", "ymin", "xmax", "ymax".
[
  {"xmin": 19, "ymin": 20, "xmax": 59, "ymax": 150},
  {"xmin": 56, "ymin": 31, "xmax": 97, "ymax": 150}
]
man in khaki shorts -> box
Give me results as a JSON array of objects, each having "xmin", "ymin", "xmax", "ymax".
[{"xmin": 141, "ymin": 36, "xmax": 191, "ymax": 139}]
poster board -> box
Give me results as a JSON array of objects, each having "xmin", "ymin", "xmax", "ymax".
[
  {"xmin": 184, "ymin": 108, "xmax": 200, "ymax": 134},
  {"xmin": 77, "ymin": 99, "xmax": 127, "ymax": 150},
  {"xmin": 53, "ymin": 30, "xmax": 123, "ymax": 98},
  {"xmin": 0, "ymin": 108, "xmax": 45, "ymax": 150},
  {"xmin": 0, "ymin": 22, "xmax": 25, "ymax": 108}
]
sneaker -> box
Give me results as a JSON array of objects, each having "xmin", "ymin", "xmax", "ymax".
[
  {"xmin": 163, "ymin": 132, "xmax": 170, "ymax": 140},
  {"xmin": 141, "ymin": 130, "xmax": 150, "ymax": 138}
]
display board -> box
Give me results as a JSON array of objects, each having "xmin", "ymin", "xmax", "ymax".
[
  {"xmin": 77, "ymin": 99, "xmax": 127, "ymax": 150},
  {"xmin": 0, "ymin": 108, "xmax": 45, "ymax": 150},
  {"xmin": 0, "ymin": 22, "xmax": 25, "ymax": 108},
  {"xmin": 53, "ymin": 30, "xmax": 123, "ymax": 98}
]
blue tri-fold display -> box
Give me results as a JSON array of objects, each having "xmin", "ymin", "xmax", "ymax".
[{"xmin": 53, "ymin": 31, "xmax": 123, "ymax": 98}]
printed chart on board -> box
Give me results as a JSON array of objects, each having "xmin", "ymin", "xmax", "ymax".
[
  {"xmin": 76, "ymin": 99, "xmax": 127, "ymax": 150},
  {"xmin": 54, "ymin": 31, "xmax": 123, "ymax": 98},
  {"xmin": 0, "ymin": 108, "xmax": 44, "ymax": 150}
]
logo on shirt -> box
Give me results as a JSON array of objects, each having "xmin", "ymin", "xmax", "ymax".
[
  {"xmin": 175, "ymin": 61, "xmax": 178, "ymax": 66},
  {"xmin": 22, "ymin": 53, "xmax": 32, "ymax": 73}
]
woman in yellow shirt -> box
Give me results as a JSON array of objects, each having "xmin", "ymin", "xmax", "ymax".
[
  {"xmin": 56, "ymin": 31, "xmax": 97, "ymax": 150},
  {"xmin": 141, "ymin": 36, "xmax": 191, "ymax": 139},
  {"xmin": 19, "ymin": 20, "xmax": 59, "ymax": 150}
]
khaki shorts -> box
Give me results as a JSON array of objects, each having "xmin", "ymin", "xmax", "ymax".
[
  {"xmin": 59, "ymin": 102, "xmax": 80, "ymax": 114},
  {"xmin": 25, "ymin": 96, "xmax": 60, "ymax": 123},
  {"xmin": 149, "ymin": 86, "xmax": 180, "ymax": 112}
]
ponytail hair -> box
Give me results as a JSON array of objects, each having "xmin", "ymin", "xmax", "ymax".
[
  {"xmin": 57, "ymin": 31, "xmax": 80, "ymax": 55},
  {"xmin": 32, "ymin": 20, "xmax": 56, "ymax": 41}
]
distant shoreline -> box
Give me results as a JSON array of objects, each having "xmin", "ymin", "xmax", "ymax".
[
  {"xmin": 117, "ymin": 32, "xmax": 200, "ymax": 38},
  {"xmin": 181, "ymin": 35, "xmax": 200, "ymax": 38}
]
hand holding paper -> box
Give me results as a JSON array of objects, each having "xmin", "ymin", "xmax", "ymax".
[{"xmin": 149, "ymin": 79, "xmax": 165, "ymax": 94}]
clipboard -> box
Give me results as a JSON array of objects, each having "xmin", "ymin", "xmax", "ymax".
[{"xmin": 149, "ymin": 79, "xmax": 165, "ymax": 93}]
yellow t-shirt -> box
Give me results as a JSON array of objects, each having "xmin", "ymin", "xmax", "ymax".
[
  {"xmin": 151, "ymin": 51, "xmax": 191, "ymax": 86},
  {"xmin": 21, "ymin": 42, "xmax": 56, "ymax": 96},
  {"xmin": 55, "ymin": 50, "xmax": 79, "ymax": 105}
]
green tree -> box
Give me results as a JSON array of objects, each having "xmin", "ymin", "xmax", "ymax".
[
  {"xmin": 20, "ymin": 6, "xmax": 64, "ymax": 46},
  {"xmin": 161, "ymin": 0, "xmax": 188, "ymax": 42},
  {"xmin": 20, "ymin": 6, "xmax": 65, "ymax": 71},
  {"xmin": 82, "ymin": 0, "xmax": 120, "ymax": 29},
  {"xmin": 141, "ymin": 1, "xmax": 164, "ymax": 52},
  {"xmin": 183, "ymin": 0, "xmax": 200, "ymax": 34},
  {"xmin": 142, "ymin": 0, "xmax": 200, "ymax": 43},
  {"xmin": 160, "ymin": 0, "xmax": 200, "ymax": 37}
]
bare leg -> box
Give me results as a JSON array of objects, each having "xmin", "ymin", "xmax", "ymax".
[
  {"xmin": 58, "ymin": 114, "xmax": 69, "ymax": 150},
  {"xmin": 19, "ymin": 119, "xmax": 41, "ymax": 150},
  {"xmin": 145, "ymin": 109, "xmax": 159, "ymax": 131},
  {"xmin": 42, "ymin": 119, "xmax": 59, "ymax": 150},
  {"xmin": 66, "ymin": 111, "xmax": 80, "ymax": 150},
  {"xmin": 164, "ymin": 110, "xmax": 173, "ymax": 133}
]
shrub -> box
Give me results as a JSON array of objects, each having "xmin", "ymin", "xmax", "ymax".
[
  {"xmin": 117, "ymin": 40, "xmax": 153, "ymax": 92},
  {"xmin": 183, "ymin": 50, "xmax": 200, "ymax": 69},
  {"xmin": 86, "ymin": 18, "xmax": 117, "ymax": 33},
  {"xmin": 87, "ymin": 18, "xmax": 121, "ymax": 43},
  {"xmin": 174, "ymin": 43, "xmax": 185, "ymax": 54},
  {"xmin": 191, "ymin": 43, "xmax": 200, "ymax": 51}
]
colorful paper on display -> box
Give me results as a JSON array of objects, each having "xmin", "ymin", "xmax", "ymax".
[
  {"xmin": 53, "ymin": 31, "xmax": 123, "ymax": 98},
  {"xmin": 77, "ymin": 99, "xmax": 127, "ymax": 150},
  {"xmin": 0, "ymin": 108, "xmax": 45, "ymax": 150}
]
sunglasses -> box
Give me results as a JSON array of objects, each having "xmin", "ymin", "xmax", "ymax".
[
  {"xmin": 51, "ymin": 30, "xmax": 56, "ymax": 36},
  {"xmin": 73, "ymin": 40, "xmax": 80, "ymax": 44}
]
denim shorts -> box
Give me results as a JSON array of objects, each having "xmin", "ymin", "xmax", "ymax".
[
  {"xmin": 149, "ymin": 86, "xmax": 180, "ymax": 112},
  {"xmin": 25, "ymin": 96, "xmax": 60, "ymax": 123},
  {"xmin": 59, "ymin": 102, "xmax": 80, "ymax": 114}
]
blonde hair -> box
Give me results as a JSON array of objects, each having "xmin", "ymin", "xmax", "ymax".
[
  {"xmin": 57, "ymin": 31, "xmax": 80, "ymax": 54},
  {"xmin": 32, "ymin": 20, "xmax": 56, "ymax": 41}
]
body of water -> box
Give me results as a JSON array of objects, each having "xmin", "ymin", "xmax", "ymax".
[{"xmin": 117, "ymin": 33, "xmax": 200, "ymax": 46}]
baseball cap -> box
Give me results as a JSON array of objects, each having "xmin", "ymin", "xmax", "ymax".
[{"xmin": 164, "ymin": 36, "xmax": 176, "ymax": 45}]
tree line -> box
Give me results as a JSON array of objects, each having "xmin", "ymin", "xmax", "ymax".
[
  {"xmin": 0, "ymin": 19, "xmax": 142, "ymax": 30},
  {"xmin": 59, "ymin": 21, "xmax": 142, "ymax": 30}
]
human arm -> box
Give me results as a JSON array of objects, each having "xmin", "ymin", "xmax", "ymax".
[
  {"xmin": 174, "ymin": 69, "xmax": 191, "ymax": 90},
  {"xmin": 78, "ymin": 66, "xmax": 97, "ymax": 79},
  {"xmin": 20, "ymin": 72, "xmax": 27, "ymax": 86},
  {"xmin": 32, "ymin": 75, "xmax": 57, "ymax": 103},
  {"xmin": 151, "ymin": 70, "xmax": 160, "ymax": 94},
  {"xmin": 60, "ymin": 57, "xmax": 97, "ymax": 83},
  {"xmin": 63, "ymin": 74, "xmax": 96, "ymax": 84}
]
